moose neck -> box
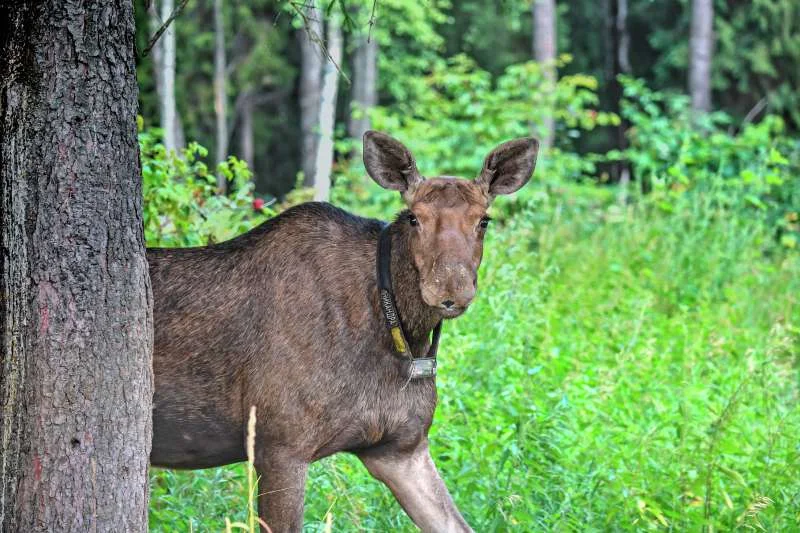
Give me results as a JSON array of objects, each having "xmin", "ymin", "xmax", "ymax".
[{"xmin": 384, "ymin": 220, "xmax": 442, "ymax": 354}]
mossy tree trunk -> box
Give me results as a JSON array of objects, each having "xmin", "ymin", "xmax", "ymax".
[{"xmin": 0, "ymin": 1, "xmax": 153, "ymax": 531}]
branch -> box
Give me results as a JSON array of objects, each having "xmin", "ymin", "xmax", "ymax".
[
  {"xmin": 742, "ymin": 97, "xmax": 768, "ymax": 127},
  {"xmin": 289, "ymin": 1, "xmax": 350, "ymax": 84},
  {"xmin": 367, "ymin": 0, "xmax": 378, "ymax": 43},
  {"xmin": 142, "ymin": 0, "xmax": 190, "ymax": 58}
]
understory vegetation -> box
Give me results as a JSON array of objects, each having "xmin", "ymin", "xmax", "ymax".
[{"xmin": 144, "ymin": 73, "xmax": 799, "ymax": 531}]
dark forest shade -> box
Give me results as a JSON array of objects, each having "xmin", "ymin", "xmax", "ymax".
[{"xmin": 0, "ymin": 1, "xmax": 153, "ymax": 531}]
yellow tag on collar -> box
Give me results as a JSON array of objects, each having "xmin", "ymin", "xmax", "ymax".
[{"xmin": 390, "ymin": 327, "xmax": 407, "ymax": 353}]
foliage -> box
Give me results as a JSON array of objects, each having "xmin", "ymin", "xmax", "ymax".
[
  {"xmin": 368, "ymin": 0, "xmax": 451, "ymax": 104},
  {"xmin": 134, "ymin": 0, "xmax": 800, "ymax": 202},
  {"xmin": 616, "ymin": 77, "xmax": 800, "ymax": 250},
  {"xmin": 371, "ymin": 55, "xmax": 618, "ymax": 174},
  {"xmin": 140, "ymin": 126, "xmax": 272, "ymax": 247},
  {"xmin": 643, "ymin": 0, "xmax": 800, "ymax": 128},
  {"xmin": 329, "ymin": 55, "xmax": 618, "ymax": 220},
  {"xmin": 135, "ymin": 0, "xmax": 298, "ymax": 191}
]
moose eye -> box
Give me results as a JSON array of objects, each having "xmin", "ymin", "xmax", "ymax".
[
  {"xmin": 408, "ymin": 213, "xmax": 419, "ymax": 226},
  {"xmin": 479, "ymin": 217, "xmax": 492, "ymax": 229}
]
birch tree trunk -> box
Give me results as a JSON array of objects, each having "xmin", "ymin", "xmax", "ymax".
[
  {"xmin": 299, "ymin": 3, "xmax": 323, "ymax": 187},
  {"xmin": 312, "ymin": 17, "xmax": 342, "ymax": 202},
  {"xmin": 689, "ymin": 0, "xmax": 714, "ymax": 112},
  {"xmin": 348, "ymin": 34, "xmax": 378, "ymax": 144},
  {"xmin": 0, "ymin": 1, "xmax": 153, "ymax": 531},
  {"xmin": 214, "ymin": 0, "xmax": 229, "ymax": 192},
  {"xmin": 149, "ymin": 0, "xmax": 184, "ymax": 153},
  {"xmin": 532, "ymin": 0, "xmax": 557, "ymax": 146}
]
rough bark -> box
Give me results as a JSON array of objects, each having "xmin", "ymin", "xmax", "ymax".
[
  {"xmin": 299, "ymin": 3, "xmax": 323, "ymax": 187},
  {"xmin": 0, "ymin": 1, "xmax": 153, "ymax": 531},
  {"xmin": 689, "ymin": 0, "xmax": 714, "ymax": 112},
  {"xmin": 532, "ymin": 0, "xmax": 557, "ymax": 146},
  {"xmin": 347, "ymin": 34, "xmax": 378, "ymax": 145},
  {"xmin": 150, "ymin": 0, "xmax": 185, "ymax": 153},
  {"xmin": 312, "ymin": 16, "xmax": 342, "ymax": 202},
  {"xmin": 214, "ymin": 0, "xmax": 229, "ymax": 191}
]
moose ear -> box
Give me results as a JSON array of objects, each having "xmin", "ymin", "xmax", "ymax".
[
  {"xmin": 475, "ymin": 137, "xmax": 539, "ymax": 196},
  {"xmin": 363, "ymin": 131, "xmax": 424, "ymax": 198}
]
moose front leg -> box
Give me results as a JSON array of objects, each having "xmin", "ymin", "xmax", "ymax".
[
  {"xmin": 254, "ymin": 452, "xmax": 309, "ymax": 533},
  {"xmin": 358, "ymin": 439, "xmax": 473, "ymax": 533}
]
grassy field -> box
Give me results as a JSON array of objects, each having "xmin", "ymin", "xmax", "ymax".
[{"xmin": 149, "ymin": 187, "xmax": 799, "ymax": 531}]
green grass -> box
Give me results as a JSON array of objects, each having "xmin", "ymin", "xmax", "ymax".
[{"xmin": 149, "ymin": 189, "xmax": 799, "ymax": 532}]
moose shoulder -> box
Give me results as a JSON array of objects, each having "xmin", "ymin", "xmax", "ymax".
[{"xmin": 149, "ymin": 131, "xmax": 539, "ymax": 532}]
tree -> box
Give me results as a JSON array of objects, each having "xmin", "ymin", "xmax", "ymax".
[
  {"xmin": 214, "ymin": 0, "xmax": 230, "ymax": 193},
  {"xmin": 150, "ymin": 0, "xmax": 186, "ymax": 153},
  {"xmin": 689, "ymin": 0, "xmax": 714, "ymax": 112},
  {"xmin": 0, "ymin": 1, "xmax": 153, "ymax": 531},
  {"xmin": 532, "ymin": 0, "xmax": 557, "ymax": 145},
  {"xmin": 615, "ymin": 0, "xmax": 631, "ymax": 77},
  {"xmin": 312, "ymin": 15, "xmax": 343, "ymax": 202},
  {"xmin": 238, "ymin": 91, "xmax": 256, "ymax": 171},
  {"xmin": 299, "ymin": 3, "xmax": 324, "ymax": 187},
  {"xmin": 227, "ymin": 5, "xmax": 295, "ymax": 190},
  {"xmin": 603, "ymin": 0, "xmax": 631, "ymax": 186},
  {"xmin": 348, "ymin": 31, "xmax": 378, "ymax": 144}
]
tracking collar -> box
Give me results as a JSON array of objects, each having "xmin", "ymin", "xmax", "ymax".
[{"xmin": 377, "ymin": 224, "xmax": 442, "ymax": 380}]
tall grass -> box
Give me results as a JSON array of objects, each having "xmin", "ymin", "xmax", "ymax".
[{"xmin": 149, "ymin": 186, "xmax": 799, "ymax": 531}]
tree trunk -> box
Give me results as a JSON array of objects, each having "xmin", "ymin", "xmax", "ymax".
[
  {"xmin": 532, "ymin": 0, "xmax": 557, "ymax": 146},
  {"xmin": 312, "ymin": 17, "xmax": 342, "ymax": 202},
  {"xmin": 347, "ymin": 33, "xmax": 378, "ymax": 145},
  {"xmin": 214, "ymin": 0, "xmax": 229, "ymax": 192},
  {"xmin": 0, "ymin": 1, "xmax": 153, "ymax": 531},
  {"xmin": 299, "ymin": 3, "xmax": 323, "ymax": 187},
  {"xmin": 616, "ymin": 0, "xmax": 631, "ymax": 76},
  {"xmin": 614, "ymin": 0, "xmax": 632, "ymax": 195},
  {"xmin": 689, "ymin": 0, "xmax": 714, "ymax": 112},
  {"xmin": 162, "ymin": 0, "xmax": 185, "ymax": 152},
  {"xmin": 150, "ymin": 0, "xmax": 184, "ymax": 153},
  {"xmin": 239, "ymin": 91, "xmax": 256, "ymax": 173}
]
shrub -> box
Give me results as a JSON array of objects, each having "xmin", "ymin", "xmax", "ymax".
[
  {"xmin": 332, "ymin": 55, "xmax": 618, "ymax": 221},
  {"xmin": 139, "ymin": 125, "xmax": 272, "ymax": 248},
  {"xmin": 617, "ymin": 77, "xmax": 800, "ymax": 250}
]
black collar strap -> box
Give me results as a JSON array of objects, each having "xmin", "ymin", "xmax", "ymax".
[{"xmin": 377, "ymin": 225, "xmax": 442, "ymax": 379}]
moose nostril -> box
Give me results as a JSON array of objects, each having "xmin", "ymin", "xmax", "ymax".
[{"xmin": 442, "ymin": 300, "xmax": 455, "ymax": 309}]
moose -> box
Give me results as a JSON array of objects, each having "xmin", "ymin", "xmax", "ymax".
[{"xmin": 148, "ymin": 131, "xmax": 539, "ymax": 532}]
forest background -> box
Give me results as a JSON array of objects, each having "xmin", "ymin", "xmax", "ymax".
[{"xmin": 137, "ymin": 0, "xmax": 800, "ymax": 530}]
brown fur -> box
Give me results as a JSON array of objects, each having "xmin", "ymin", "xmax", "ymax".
[{"xmin": 149, "ymin": 132, "xmax": 538, "ymax": 532}]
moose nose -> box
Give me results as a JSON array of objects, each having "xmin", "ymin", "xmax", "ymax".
[{"xmin": 441, "ymin": 300, "xmax": 455, "ymax": 309}]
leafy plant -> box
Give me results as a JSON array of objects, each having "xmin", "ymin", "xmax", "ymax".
[
  {"xmin": 139, "ymin": 125, "xmax": 273, "ymax": 248},
  {"xmin": 616, "ymin": 76, "xmax": 800, "ymax": 249},
  {"xmin": 331, "ymin": 55, "xmax": 619, "ymax": 222}
]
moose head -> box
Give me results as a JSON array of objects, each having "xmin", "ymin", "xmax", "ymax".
[{"xmin": 363, "ymin": 131, "xmax": 539, "ymax": 317}]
